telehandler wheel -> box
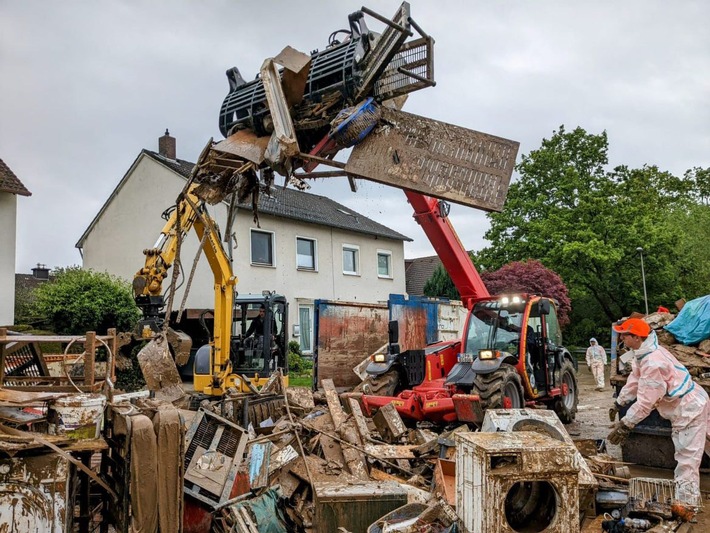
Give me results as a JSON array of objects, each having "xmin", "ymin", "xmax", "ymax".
[
  {"xmin": 355, "ymin": 369, "xmax": 400, "ymax": 397},
  {"xmin": 472, "ymin": 364, "xmax": 524, "ymax": 410},
  {"xmin": 552, "ymin": 359, "xmax": 578, "ymax": 423}
]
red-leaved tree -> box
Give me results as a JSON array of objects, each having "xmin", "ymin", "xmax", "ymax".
[{"xmin": 482, "ymin": 260, "xmax": 572, "ymax": 327}]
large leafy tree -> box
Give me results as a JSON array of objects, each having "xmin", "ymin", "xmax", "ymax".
[
  {"xmin": 480, "ymin": 126, "xmax": 692, "ymax": 324},
  {"xmin": 481, "ymin": 260, "xmax": 571, "ymax": 327},
  {"xmin": 33, "ymin": 267, "xmax": 140, "ymax": 334},
  {"xmin": 423, "ymin": 257, "xmax": 571, "ymax": 326}
]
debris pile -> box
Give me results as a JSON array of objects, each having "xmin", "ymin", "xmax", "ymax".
[
  {"xmin": 615, "ymin": 302, "xmax": 710, "ymax": 394},
  {"xmin": 200, "ymin": 375, "xmax": 461, "ymax": 532}
]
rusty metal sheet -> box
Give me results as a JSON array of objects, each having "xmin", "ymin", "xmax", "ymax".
[
  {"xmin": 345, "ymin": 107, "xmax": 520, "ymax": 211},
  {"xmin": 314, "ymin": 301, "xmax": 389, "ymax": 388}
]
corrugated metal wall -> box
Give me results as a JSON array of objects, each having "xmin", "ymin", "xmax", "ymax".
[{"xmin": 314, "ymin": 295, "xmax": 467, "ymax": 388}]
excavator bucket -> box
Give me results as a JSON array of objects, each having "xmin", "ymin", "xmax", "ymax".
[{"xmin": 136, "ymin": 332, "xmax": 185, "ymax": 402}]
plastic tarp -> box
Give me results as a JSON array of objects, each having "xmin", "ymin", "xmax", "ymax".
[
  {"xmin": 229, "ymin": 487, "xmax": 288, "ymax": 533},
  {"xmin": 664, "ymin": 295, "xmax": 710, "ymax": 345}
]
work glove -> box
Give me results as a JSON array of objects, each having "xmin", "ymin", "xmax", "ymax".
[
  {"xmin": 608, "ymin": 401, "xmax": 622, "ymax": 422},
  {"xmin": 607, "ymin": 421, "xmax": 631, "ymax": 446}
]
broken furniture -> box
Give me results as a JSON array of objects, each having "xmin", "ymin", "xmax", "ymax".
[
  {"xmin": 0, "ymin": 328, "xmax": 118, "ymax": 393},
  {"xmin": 456, "ymin": 431, "xmax": 580, "ymax": 533}
]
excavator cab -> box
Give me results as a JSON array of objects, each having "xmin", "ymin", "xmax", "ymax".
[
  {"xmin": 193, "ymin": 292, "xmax": 288, "ymax": 394},
  {"xmin": 231, "ymin": 293, "xmax": 288, "ymax": 378}
]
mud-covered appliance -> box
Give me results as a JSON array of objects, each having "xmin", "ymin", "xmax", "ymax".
[{"xmin": 455, "ymin": 431, "xmax": 580, "ymax": 533}]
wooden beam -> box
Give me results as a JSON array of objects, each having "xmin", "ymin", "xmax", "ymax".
[{"xmin": 84, "ymin": 331, "xmax": 95, "ymax": 387}]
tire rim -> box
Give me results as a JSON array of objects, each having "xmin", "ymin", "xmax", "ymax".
[
  {"xmin": 504, "ymin": 382, "xmax": 522, "ymax": 408},
  {"xmin": 562, "ymin": 371, "xmax": 575, "ymax": 409}
]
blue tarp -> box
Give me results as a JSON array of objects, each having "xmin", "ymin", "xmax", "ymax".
[{"xmin": 664, "ymin": 295, "xmax": 710, "ymax": 345}]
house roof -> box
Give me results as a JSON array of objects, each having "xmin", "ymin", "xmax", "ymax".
[
  {"xmin": 15, "ymin": 273, "xmax": 53, "ymax": 294},
  {"xmin": 0, "ymin": 158, "xmax": 32, "ymax": 196},
  {"xmin": 404, "ymin": 254, "xmax": 443, "ymax": 296},
  {"xmin": 77, "ymin": 149, "xmax": 410, "ymax": 248},
  {"xmin": 141, "ymin": 150, "xmax": 410, "ymax": 242}
]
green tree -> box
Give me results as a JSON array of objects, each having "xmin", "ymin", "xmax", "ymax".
[
  {"xmin": 423, "ymin": 264, "xmax": 460, "ymax": 300},
  {"xmin": 480, "ymin": 126, "xmax": 691, "ymax": 326},
  {"xmin": 33, "ymin": 267, "xmax": 140, "ymax": 334},
  {"xmin": 481, "ymin": 260, "xmax": 572, "ymax": 327}
]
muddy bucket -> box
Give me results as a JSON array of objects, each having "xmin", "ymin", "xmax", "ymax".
[{"xmin": 49, "ymin": 394, "xmax": 106, "ymax": 439}]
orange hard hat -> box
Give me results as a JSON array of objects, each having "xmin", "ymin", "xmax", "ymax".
[{"xmin": 613, "ymin": 318, "xmax": 651, "ymax": 337}]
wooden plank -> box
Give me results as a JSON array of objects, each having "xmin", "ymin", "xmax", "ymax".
[
  {"xmin": 248, "ymin": 441, "xmax": 272, "ymax": 489},
  {"xmin": 84, "ymin": 331, "xmax": 96, "ymax": 387},
  {"xmin": 320, "ymin": 435, "xmax": 346, "ymax": 468},
  {"xmin": 363, "ymin": 443, "xmax": 417, "ymax": 460},
  {"xmin": 108, "ymin": 328, "xmax": 118, "ymax": 382},
  {"xmin": 321, "ymin": 379, "xmax": 347, "ymax": 428},
  {"xmin": 0, "ymin": 335, "xmax": 115, "ymax": 343},
  {"xmin": 346, "ymin": 397, "xmax": 372, "ymax": 442},
  {"xmin": 2, "ymin": 385, "xmax": 104, "ymax": 392},
  {"xmin": 0, "ymin": 333, "xmax": 6, "ymax": 383}
]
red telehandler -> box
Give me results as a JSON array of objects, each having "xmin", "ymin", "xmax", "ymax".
[{"xmin": 359, "ymin": 190, "xmax": 579, "ymax": 425}]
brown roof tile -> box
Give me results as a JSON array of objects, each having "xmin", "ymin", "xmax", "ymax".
[{"xmin": 0, "ymin": 158, "xmax": 31, "ymax": 196}]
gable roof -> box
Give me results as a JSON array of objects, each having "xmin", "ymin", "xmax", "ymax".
[
  {"xmin": 141, "ymin": 150, "xmax": 409, "ymax": 241},
  {"xmin": 0, "ymin": 158, "xmax": 32, "ymax": 196},
  {"xmin": 405, "ymin": 254, "xmax": 443, "ymax": 296},
  {"xmin": 77, "ymin": 149, "xmax": 410, "ymax": 248}
]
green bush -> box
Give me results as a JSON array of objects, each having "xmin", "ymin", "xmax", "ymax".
[
  {"xmin": 32, "ymin": 267, "xmax": 140, "ymax": 335},
  {"xmin": 287, "ymin": 340, "xmax": 313, "ymax": 374}
]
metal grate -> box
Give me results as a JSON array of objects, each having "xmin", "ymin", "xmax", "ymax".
[
  {"xmin": 183, "ymin": 408, "xmax": 248, "ymax": 509},
  {"xmin": 375, "ymin": 37, "xmax": 434, "ymax": 101}
]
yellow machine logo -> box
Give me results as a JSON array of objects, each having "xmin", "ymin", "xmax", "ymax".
[
  {"xmin": 425, "ymin": 401, "xmax": 438, "ymax": 409},
  {"xmin": 392, "ymin": 400, "xmax": 404, "ymax": 407}
]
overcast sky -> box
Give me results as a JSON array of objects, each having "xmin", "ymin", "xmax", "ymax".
[{"xmin": 2, "ymin": 0, "xmax": 708, "ymax": 273}]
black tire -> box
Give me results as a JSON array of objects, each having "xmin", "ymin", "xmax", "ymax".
[
  {"xmin": 355, "ymin": 370, "xmax": 400, "ymax": 397},
  {"xmin": 472, "ymin": 364, "xmax": 525, "ymax": 410},
  {"xmin": 552, "ymin": 359, "xmax": 578, "ymax": 423}
]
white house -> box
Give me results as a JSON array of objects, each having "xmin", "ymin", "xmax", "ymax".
[
  {"xmin": 76, "ymin": 132, "xmax": 410, "ymax": 353},
  {"xmin": 0, "ymin": 158, "xmax": 32, "ymax": 326}
]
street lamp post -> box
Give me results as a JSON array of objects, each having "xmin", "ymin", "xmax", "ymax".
[{"xmin": 637, "ymin": 247, "xmax": 649, "ymax": 315}]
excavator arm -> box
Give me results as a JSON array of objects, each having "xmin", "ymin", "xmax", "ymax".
[
  {"xmin": 132, "ymin": 183, "xmax": 238, "ymax": 395},
  {"xmin": 405, "ymin": 190, "xmax": 489, "ymax": 307}
]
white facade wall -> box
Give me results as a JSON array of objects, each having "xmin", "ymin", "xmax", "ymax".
[
  {"xmin": 80, "ymin": 155, "xmax": 406, "ymax": 350},
  {"xmin": 0, "ymin": 193, "xmax": 17, "ymax": 325}
]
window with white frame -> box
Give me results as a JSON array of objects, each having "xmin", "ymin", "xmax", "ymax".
[
  {"xmin": 296, "ymin": 237, "xmax": 317, "ymax": 271},
  {"xmin": 250, "ymin": 229, "xmax": 274, "ymax": 266},
  {"xmin": 342, "ymin": 244, "xmax": 360, "ymax": 275},
  {"xmin": 377, "ymin": 250, "xmax": 393, "ymax": 278},
  {"xmin": 299, "ymin": 305, "xmax": 313, "ymax": 354}
]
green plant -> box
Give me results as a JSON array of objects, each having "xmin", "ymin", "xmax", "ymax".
[
  {"xmin": 32, "ymin": 266, "xmax": 140, "ymax": 334},
  {"xmin": 287, "ymin": 340, "xmax": 314, "ymax": 374}
]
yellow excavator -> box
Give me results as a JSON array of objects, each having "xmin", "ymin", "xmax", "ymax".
[{"xmin": 131, "ymin": 164, "xmax": 288, "ymax": 398}]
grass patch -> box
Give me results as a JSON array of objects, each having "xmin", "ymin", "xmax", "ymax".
[{"xmin": 289, "ymin": 373, "xmax": 313, "ymax": 388}]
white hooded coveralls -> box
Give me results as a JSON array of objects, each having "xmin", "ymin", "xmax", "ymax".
[
  {"xmin": 586, "ymin": 339, "xmax": 607, "ymax": 389},
  {"xmin": 617, "ymin": 331, "xmax": 710, "ymax": 504}
]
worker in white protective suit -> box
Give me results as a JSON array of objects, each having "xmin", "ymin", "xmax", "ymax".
[
  {"xmin": 586, "ymin": 337, "xmax": 607, "ymax": 391},
  {"xmin": 608, "ymin": 318, "xmax": 710, "ymax": 506}
]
